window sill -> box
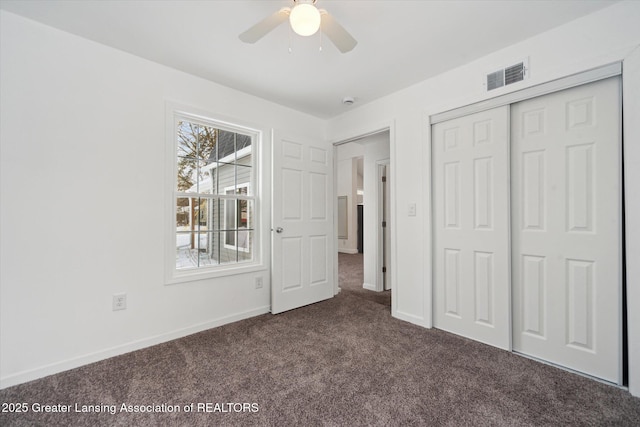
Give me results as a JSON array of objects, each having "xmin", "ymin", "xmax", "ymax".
[{"xmin": 165, "ymin": 262, "xmax": 266, "ymax": 285}]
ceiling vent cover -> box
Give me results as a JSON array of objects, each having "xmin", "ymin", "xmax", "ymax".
[{"xmin": 486, "ymin": 58, "xmax": 528, "ymax": 91}]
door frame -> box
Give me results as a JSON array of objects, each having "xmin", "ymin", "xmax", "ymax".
[
  {"xmin": 331, "ymin": 122, "xmax": 397, "ymax": 313},
  {"xmin": 377, "ymin": 160, "xmax": 391, "ymax": 292},
  {"xmin": 427, "ymin": 62, "xmax": 626, "ymax": 383}
]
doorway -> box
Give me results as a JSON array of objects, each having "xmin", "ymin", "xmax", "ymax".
[{"xmin": 335, "ymin": 130, "xmax": 392, "ymax": 302}]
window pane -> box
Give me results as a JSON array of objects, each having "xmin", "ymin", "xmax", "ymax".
[
  {"xmin": 236, "ymin": 229, "xmax": 252, "ymax": 253},
  {"xmin": 199, "ymin": 163, "xmax": 216, "ymax": 194},
  {"xmin": 236, "ymin": 164, "xmax": 252, "ymax": 194},
  {"xmin": 241, "ymin": 199, "xmax": 254, "ymax": 230},
  {"xmin": 215, "ymin": 129, "xmax": 236, "ymax": 162},
  {"xmin": 198, "ymin": 126, "xmax": 218, "ymax": 161},
  {"xmin": 196, "ymin": 232, "xmax": 217, "ymax": 267},
  {"xmin": 211, "ymin": 130, "xmax": 252, "ymax": 164},
  {"xmin": 176, "ymin": 197, "xmax": 192, "ymax": 231},
  {"xmin": 206, "ymin": 162, "xmax": 220, "ymax": 195},
  {"xmin": 218, "ymin": 231, "xmax": 254, "ymax": 265},
  {"xmin": 177, "ymin": 158, "xmax": 211, "ymax": 193},
  {"xmin": 195, "ymin": 198, "xmax": 207, "ymax": 231},
  {"xmin": 215, "ymin": 199, "xmax": 224, "ymax": 231},
  {"xmin": 177, "ymin": 157, "xmax": 198, "ymax": 193},
  {"xmin": 237, "ymin": 149, "xmax": 252, "ymax": 167},
  {"xmin": 176, "ymin": 197, "xmax": 206, "ymax": 231},
  {"xmin": 222, "ymin": 199, "xmax": 253, "ymax": 250},
  {"xmin": 176, "ymin": 232, "xmax": 197, "ymax": 269},
  {"xmin": 239, "ymin": 231, "xmax": 253, "ymax": 260},
  {"xmin": 196, "ymin": 198, "xmax": 222, "ymax": 232},
  {"xmin": 236, "ymin": 133, "xmax": 252, "ymax": 153},
  {"xmin": 198, "ymin": 232, "xmax": 222, "ymax": 266},
  {"xmin": 218, "ymin": 163, "xmax": 236, "ymax": 190},
  {"xmin": 218, "ymin": 232, "xmax": 238, "ymax": 265},
  {"xmin": 224, "ymin": 198, "xmax": 236, "ymax": 246},
  {"xmin": 177, "ymin": 121, "xmax": 198, "ymax": 158},
  {"xmin": 176, "ymin": 197, "xmax": 225, "ymax": 232}
]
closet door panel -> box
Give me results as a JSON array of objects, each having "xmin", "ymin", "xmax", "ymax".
[
  {"xmin": 511, "ymin": 77, "xmax": 622, "ymax": 384},
  {"xmin": 433, "ymin": 106, "xmax": 511, "ymax": 350}
]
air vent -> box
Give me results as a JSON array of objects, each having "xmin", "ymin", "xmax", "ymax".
[
  {"xmin": 505, "ymin": 62, "xmax": 525, "ymax": 85},
  {"xmin": 486, "ymin": 58, "xmax": 528, "ymax": 91},
  {"xmin": 487, "ymin": 70, "xmax": 505, "ymax": 91}
]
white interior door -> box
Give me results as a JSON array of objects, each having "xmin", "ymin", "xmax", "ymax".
[
  {"xmin": 511, "ymin": 77, "xmax": 622, "ymax": 383},
  {"xmin": 433, "ymin": 106, "xmax": 511, "ymax": 350},
  {"xmin": 271, "ymin": 130, "xmax": 334, "ymax": 314}
]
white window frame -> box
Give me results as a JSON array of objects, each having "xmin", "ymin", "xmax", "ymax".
[{"xmin": 165, "ymin": 103, "xmax": 263, "ymax": 285}]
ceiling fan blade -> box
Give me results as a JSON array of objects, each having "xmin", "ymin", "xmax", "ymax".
[
  {"xmin": 239, "ymin": 8, "xmax": 290, "ymax": 43},
  {"xmin": 320, "ymin": 10, "xmax": 357, "ymax": 53}
]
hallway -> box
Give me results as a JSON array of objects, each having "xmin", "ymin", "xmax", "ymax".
[{"xmin": 338, "ymin": 253, "xmax": 390, "ymax": 307}]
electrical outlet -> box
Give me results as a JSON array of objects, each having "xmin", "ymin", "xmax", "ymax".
[
  {"xmin": 112, "ymin": 293, "xmax": 127, "ymax": 311},
  {"xmin": 255, "ymin": 277, "xmax": 263, "ymax": 289}
]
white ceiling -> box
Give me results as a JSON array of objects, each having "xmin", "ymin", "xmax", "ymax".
[{"xmin": 0, "ymin": 0, "xmax": 618, "ymax": 118}]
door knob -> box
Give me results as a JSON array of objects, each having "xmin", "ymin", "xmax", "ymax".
[{"xmin": 275, "ymin": 227, "xmax": 284, "ymax": 234}]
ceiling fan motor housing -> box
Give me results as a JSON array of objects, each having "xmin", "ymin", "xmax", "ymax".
[{"xmin": 290, "ymin": 0, "xmax": 321, "ymax": 36}]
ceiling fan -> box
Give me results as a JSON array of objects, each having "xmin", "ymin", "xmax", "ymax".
[{"xmin": 239, "ymin": 0, "xmax": 357, "ymax": 53}]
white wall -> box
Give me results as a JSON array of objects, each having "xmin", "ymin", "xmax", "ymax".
[
  {"xmin": 327, "ymin": 1, "xmax": 640, "ymax": 395},
  {"xmin": 0, "ymin": 11, "xmax": 326, "ymax": 388}
]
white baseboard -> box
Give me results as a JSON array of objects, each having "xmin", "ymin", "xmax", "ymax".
[
  {"xmin": 362, "ymin": 282, "xmax": 377, "ymax": 291},
  {"xmin": 338, "ymin": 248, "xmax": 359, "ymax": 254},
  {"xmin": 393, "ymin": 310, "xmax": 430, "ymax": 328},
  {"xmin": 0, "ymin": 305, "xmax": 270, "ymax": 390}
]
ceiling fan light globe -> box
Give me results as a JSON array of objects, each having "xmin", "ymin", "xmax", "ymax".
[{"xmin": 289, "ymin": 3, "xmax": 321, "ymax": 36}]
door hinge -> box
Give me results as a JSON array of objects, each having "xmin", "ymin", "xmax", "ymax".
[
  {"xmin": 382, "ymin": 267, "xmax": 387, "ymax": 273},
  {"xmin": 382, "ymin": 176, "xmax": 387, "ymax": 183},
  {"xmin": 382, "ymin": 221, "xmax": 387, "ymax": 228}
]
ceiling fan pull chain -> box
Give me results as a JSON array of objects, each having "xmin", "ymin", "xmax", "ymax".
[{"xmin": 319, "ymin": 28, "xmax": 323, "ymax": 52}]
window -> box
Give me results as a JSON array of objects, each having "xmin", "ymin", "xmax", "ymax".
[{"xmin": 169, "ymin": 110, "xmax": 259, "ymax": 281}]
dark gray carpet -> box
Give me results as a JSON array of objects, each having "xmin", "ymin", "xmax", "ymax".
[
  {"xmin": 338, "ymin": 252, "xmax": 391, "ymax": 307},
  {"xmin": 1, "ymin": 253, "xmax": 639, "ymax": 426}
]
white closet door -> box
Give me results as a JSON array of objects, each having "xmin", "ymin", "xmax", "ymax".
[
  {"xmin": 511, "ymin": 77, "xmax": 622, "ymax": 383},
  {"xmin": 433, "ymin": 106, "xmax": 511, "ymax": 350}
]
